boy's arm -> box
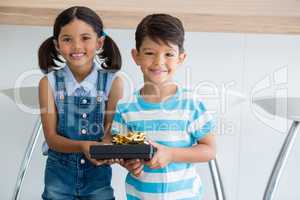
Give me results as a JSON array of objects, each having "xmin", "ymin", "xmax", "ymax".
[
  {"xmin": 147, "ymin": 100, "xmax": 216, "ymax": 169},
  {"xmin": 147, "ymin": 134, "xmax": 215, "ymax": 169},
  {"xmin": 151, "ymin": 133, "xmax": 215, "ymax": 162}
]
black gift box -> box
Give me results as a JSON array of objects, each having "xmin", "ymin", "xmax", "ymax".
[{"xmin": 90, "ymin": 144, "xmax": 156, "ymax": 160}]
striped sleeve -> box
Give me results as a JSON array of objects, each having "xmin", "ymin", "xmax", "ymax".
[
  {"xmin": 111, "ymin": 103, "xmax": 129, "ymax": 135},
  {"xmin": 187, "ymin": 101, "xmax": 215, "ymax": 140}
]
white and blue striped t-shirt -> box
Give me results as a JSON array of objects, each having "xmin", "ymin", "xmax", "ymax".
[{"xmin": 111, "ymin": 86, "xmax": 215, "ymax": 200}]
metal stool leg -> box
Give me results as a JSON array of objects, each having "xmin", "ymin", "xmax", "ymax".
[
  {"xmin": 263, "ymin": 120, "xmax": 300, "ymax": 200},
  {"xmin": 209, "ymin": 157, "xmax": 226, "ymax": 200},
  {"xmin": 12, "ymin": 118, "xmax": 42, "ymax": 200}
]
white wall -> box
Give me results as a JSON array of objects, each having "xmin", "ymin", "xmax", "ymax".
[{"xmin": 1, "ymin": 25, "xmax": 300, "ymax": 200}]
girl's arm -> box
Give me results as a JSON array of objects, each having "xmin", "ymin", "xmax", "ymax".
[
  {"xmin": 39, "ymin": 77, "xmax": 103, "ymax": 166},
  {"xmin": 39, "ymin": 76, "xmax": 84, "ymax": 152},
  {"xmin": 147, "ymin": 134, "xmax": 216, "ymax": 169},
  {"xmin": 102, "ymin": 76, "xmax": 123, "ymax": 143}
]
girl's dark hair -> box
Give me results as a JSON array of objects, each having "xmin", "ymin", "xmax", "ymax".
[
  {"xmin": 38, "ymin": 6, "xmax": 122, "ymax": 73},
  {"xmin": 135, "ymin": 14, "xmax": 185, "ymax": 53}
]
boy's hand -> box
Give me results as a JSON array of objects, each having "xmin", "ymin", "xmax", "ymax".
[
  {"xmin": 80, "ymin": 141, "xmax": 110, "ymax": 166},
  {"xmin": 121, "ymin": 159, "xmax": 144, "ymax": 177},
  {"xmin": 145, "ymin": 141, "xmax": 173, "ymax": 169}
]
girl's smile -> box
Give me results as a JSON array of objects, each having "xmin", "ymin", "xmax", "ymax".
[
  {"xmin": 69, "ymin": 52, "xmax": 86, "ymax": 60},
  {"xmin": 55, "ymin": 19, "xmax": 103, "ymax": 72}
]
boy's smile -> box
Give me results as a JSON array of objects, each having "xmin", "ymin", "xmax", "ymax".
[{"xmin": 132, "ymin": 37, "xmax": 186, "ymax": 86}]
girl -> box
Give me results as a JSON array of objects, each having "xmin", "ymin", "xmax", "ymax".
[
  {"xmin": 38, "ymin": 6, "xmax": 123, "ymax": 200},
  {"xmin": 112, "ymin": 14, "xmax": 216, "ymax": 199}
]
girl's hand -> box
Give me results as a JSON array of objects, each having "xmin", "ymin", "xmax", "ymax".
[
  {"xmin": 121, "ymin": 159, "xmax": 144, "ymax": 177},
  {"xmin": 146, "ymin": 141, "xmax": 173, "ymax": 169},
  {"xmin": 80, "ymin": 141, "xmax": 110, "ymax": 166}
]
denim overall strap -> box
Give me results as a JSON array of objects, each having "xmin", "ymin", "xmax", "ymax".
[
  {"xmin": 95, "ymin": 70, "xmax": 108, "ymax": 132},
  {"xmin": 44, "ymin": 70, "xmax": 115, "ymax": 200},
  {"xmin": 54, "ymin": 70, "xmax": 67, "ymax": 134}
]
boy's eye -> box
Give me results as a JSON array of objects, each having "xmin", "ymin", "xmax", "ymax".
[
  {"xmin": 166, "ymin": 53, "xmax": 175, "ymax": 57},
  {"xmin": 144, "ymin": 52, "xmax": 154, "ymax": 55}
]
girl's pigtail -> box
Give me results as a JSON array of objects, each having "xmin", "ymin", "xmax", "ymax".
[
  {"xmin": 100, "ymin": 35, "xmax": 122, "ymax": 70},
  {"xmin": 38, "ymin": 37, "xmax": 64, "ymax": 74}
]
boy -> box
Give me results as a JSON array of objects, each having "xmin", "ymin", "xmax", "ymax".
[{"xmin": 112, "ymin": 14, "xmax": 216, "ymax": 200}]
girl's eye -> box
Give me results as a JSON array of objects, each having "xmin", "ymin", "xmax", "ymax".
[
  {"xmin": 62, "ymin": 38, "xmax": 71, "ymax": 42},
  {"xmin": 82, "ymin": 36, "xmax": 91, "ymax": 41}
]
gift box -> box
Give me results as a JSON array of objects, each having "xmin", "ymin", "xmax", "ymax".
[{"xmin": 90, "ymin": 144, "xmax": 156, "ymax": 160}]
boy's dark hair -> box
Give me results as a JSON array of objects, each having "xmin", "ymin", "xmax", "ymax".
[
  {"xmin": 135, "ymin": 14, "xmax": 185, "ymax": 53},
  {"xmin": 38, "ymin": 6, "xmax": 122, "ymax": 73}
]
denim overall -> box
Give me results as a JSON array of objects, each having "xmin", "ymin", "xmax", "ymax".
[{"xmin": 42, "ymin": 69, "xmax": 115, "ymax": 200}]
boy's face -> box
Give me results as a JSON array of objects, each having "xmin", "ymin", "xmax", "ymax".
[{"xmin": 132, "ymin": 37, "xmax": 186, "ymax": 86}]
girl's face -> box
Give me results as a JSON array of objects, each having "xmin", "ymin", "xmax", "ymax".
[
  {"xmin": 55, "ymin": 19, "xmax": 103, "ymax": 71},
  {"xmin": 132, "ymin": 37, "xmax": 186, "ymax": 86}
]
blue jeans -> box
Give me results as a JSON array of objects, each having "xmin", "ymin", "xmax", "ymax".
[{"xmin": 42, "ymin": 150, "xmax": 114, "ymax": 200}]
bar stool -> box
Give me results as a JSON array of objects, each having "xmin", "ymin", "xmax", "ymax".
[
  {"xmin": 0, "ymin": 86, "xmax": 40, "ymax": 200},
  {"xmin": 253, "ymin": 97, "xmax": 300, "ymax": 200}
]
